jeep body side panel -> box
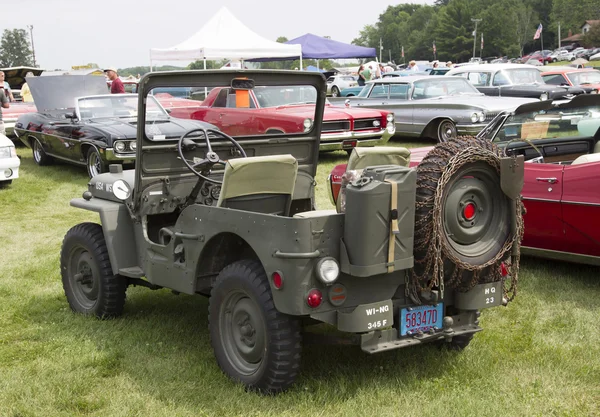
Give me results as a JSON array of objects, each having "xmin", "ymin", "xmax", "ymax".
[{"xmin": 70, "ymin": 198, "xmax": 139, "ymax": 275}]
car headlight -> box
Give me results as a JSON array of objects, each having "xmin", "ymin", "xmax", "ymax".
[
  {"xmin": 303, "ymin": 118, "xmax": 313, "ymax": 132},
  {"xmin": 373, "ymin": 120, "xmax": 381, "ymax": 127},
  {"xmin": 130, "ymin": 141, "xmax": 137, "ymax": 151},
  {"xmin": 114, "ymin": 141, "xmax": 126, "ymax": 153},
  {"xmin": 540, "ymin": 93, "xmax": 549, "ymax": 100},
  {"xmin": 315, "ymin": 257, "xmax": 340, "ymax": 285},
  {"xmin": 478, "ymin": 112, "xmax": 485, "ymax": 122},
  {"xmin": 471, "ymin": 113, "xmax": 478, "ymax": 123},
  {"xmin": 386, "ymin": 113, "xmax": 394, "ymax": 123}
]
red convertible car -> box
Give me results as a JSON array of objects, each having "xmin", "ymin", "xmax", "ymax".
[
  {"xmin": 541, "ymin": 67, "xmax": 600, "ymax": 94},
  {"xmin": 166, "ymin": 85, "xmax": 396, "ymax": 151},
  {"xmin": 330, "ymin": 95, "xmax": 600, "ymax": 265}
]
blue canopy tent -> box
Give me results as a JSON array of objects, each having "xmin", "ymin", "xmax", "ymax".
[
  {"xmin": 305, "ymin": 65, "xmax": 325, "ymax": 72},
  {"xmin": 248, "ymin": 34, "xmax": 376, "ymax": 69},
  {"xmin": 285, "ymin": 33, "xmax": 377, "ymax": 60}
]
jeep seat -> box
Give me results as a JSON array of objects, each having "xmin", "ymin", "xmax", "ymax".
[
  {"xmin": 217, "ymin": 154, "xmax": 298, "ymax": 215},
  {"xmin": 346, "ymin": 146, "xmax": 411, "ymax": 170}
]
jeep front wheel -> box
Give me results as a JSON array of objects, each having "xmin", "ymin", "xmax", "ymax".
[
  {"xmin": 60, "ymin": 223, "xmax": 127, "ymax": 318},
  {"xmin": 209, "ymin": 260, "xmax": 302, "ymax": 394}
]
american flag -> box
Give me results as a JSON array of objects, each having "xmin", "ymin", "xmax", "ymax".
[
  {"xmin": 533, "ymin": 23, "xmax": 543, "ymax": 40},
  {"xmin": 433, "ymin": 41, "xmax": 436, "ymax": 54}
]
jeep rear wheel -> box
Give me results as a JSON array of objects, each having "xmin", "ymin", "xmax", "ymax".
[
  {"xmin": 209, "ymin": 260, "xmax": 302, "ymax": 394},
  {"xmin": 60, "ymin": 223, "xmax": 127, "ymax": 318}
]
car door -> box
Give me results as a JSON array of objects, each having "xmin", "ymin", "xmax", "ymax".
[
  {"xmin": 521, "ymin": 163, "xmax": 566, "ymax": 252},
  {"xmin": 560, "ymin": 161, "xmax": 600, "ymax": 257},
  {"xmin": 40, "ymin": 118, "xmax": 75, "ymax": 160}
]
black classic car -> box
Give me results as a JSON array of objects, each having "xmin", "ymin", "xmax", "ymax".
[
  {"xmin": 446, "ymin": 63, "xmax": 586, "ymax": 100},
  {"xmin": 14, "ymin": 75, "xmax": 216, "ymax": 177}
]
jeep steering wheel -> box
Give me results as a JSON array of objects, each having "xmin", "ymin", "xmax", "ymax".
[{"xmin": 177, "ymin": 128, "xmax": 247, "ymax": 184}]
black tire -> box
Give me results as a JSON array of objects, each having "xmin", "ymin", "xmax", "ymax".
[
  {"xmin": 209, "ymin": 260, "xmax": 302, "ymax": 394},
  {"xmin": 31, "ymin": 137, "xmax": 53, "ymax": 166},
  {"xmin": 0, "ymin": 180, "xmax": 12, "ymax": 187},
  {"xmin": 437, "ymin": 119, "xmax": 457, "ymax": 142},
  {"xmin": 86, "ymin": 147, "xmax": 106, "ymax": 178},
  {"xmin": 60, "ymin": 223, "xmax": 127, "ymax": 318},
  {"xmin": 331, "ymin": 86, "xmax": 340, "ymax": 97},
  {"xmin": 413, "ymin": 136, "xmax": 513, "ymax": 289}
]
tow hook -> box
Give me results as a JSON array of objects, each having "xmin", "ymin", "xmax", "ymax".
[{"xmin": 443, "ymin": 316, "xmax": 455, "ymax": 341}]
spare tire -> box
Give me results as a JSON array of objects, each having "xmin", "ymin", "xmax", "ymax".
[{"xmin": 412, "ymin": 136, "xmax": 522, "ymax": 295}]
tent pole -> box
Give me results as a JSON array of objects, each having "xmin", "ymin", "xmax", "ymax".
[
  {"xmin": 204, "ymin": 58, "xmax": 207, "ymax": 98},
  {"xmin": 300, "ymin": 55, "xmax": 303, "ymax": 70}
]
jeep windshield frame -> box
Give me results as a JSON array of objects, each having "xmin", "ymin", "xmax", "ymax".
[{"xmin": 132, "ymin": 70, "xmax": 326, "ymax": 211}]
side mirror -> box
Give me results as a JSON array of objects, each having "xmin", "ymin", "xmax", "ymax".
[{"xmin": 165, "ymin": 108, "xmax": 172, "ymax": 114}]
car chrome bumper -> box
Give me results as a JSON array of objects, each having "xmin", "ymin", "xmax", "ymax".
[
  {"xmin": 104, "ymin": 148, "xmax": 136, "ymax": 163},
  {"xmin": 457, "ymin": 123, "xmax": 487, "ymax": 135},
  {"xmin": 318, "ymin": 127, "xmax": 395, "ymax": 151},
  {"xmin": 3, "ymin": 118, "xmax": 17, "ymax": 137}
]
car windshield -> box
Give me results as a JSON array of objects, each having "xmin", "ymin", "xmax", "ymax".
[
  {"xmin": 567, "ymin": 71, "xmax": 600, "ymax": 85},
  {"xmin": 253, "ymin": 86, "xmax": 317, "ymax": 107},
  {"xmin": 77, "ymin": 95, "xmax": 167, "ymax": 119},
  {"xmin": 412, "ymin": 78, "xmax": 479, "ymax": 99},
  {"xmin": 487, "ymin": 102, "xmax": 600, "ymax": 144},
  {"xmin": 504, "ymin": 68, "xmax": 544, "ymax": 84}
]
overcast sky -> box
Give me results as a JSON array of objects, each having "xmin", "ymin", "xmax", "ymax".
[{"xmin": 12, "ymin": 0, "xmax": 432, "ymax": 70}]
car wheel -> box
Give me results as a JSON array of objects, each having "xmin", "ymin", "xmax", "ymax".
[
  {"xmin": 436, "ymin": 119, "xmax": 457, "ymax": 142},
  {"xmin": 552, "ymin": 58, "xmax": 557, "ymax": 63},
  {"xmin": 209, "ymin": 260, "xmax": 302, "ymax": 394},
  {"xmin": 31, "ymin": 138, "xmax": 53, "ymax": 166},
  {"xmin": 86, "ymin": 147, "xmax": 106, "ymax": 178},
  {"xmin": 0, "ymin": 180, "xmax": 12, "ymax": 187},
  {"xmin": 331, "ymin": 86, "xmax": 340, "ymax": 97},
  {"xmin": 413, "ymin": 136, "xmax": 519, "ymax": 291},
  {"xmin": 60, "ymin": 222, "xmax": 127, "ymax": 318}
]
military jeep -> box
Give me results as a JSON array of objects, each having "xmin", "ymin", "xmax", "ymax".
[{"xmin": 60, "ymin": 70, "xmax": 524, "ymax": 394}]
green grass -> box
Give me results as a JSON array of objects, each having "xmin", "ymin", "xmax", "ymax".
[{"xmin": 1, "ymin": 142, "xmax": 599, "ymax": 416}]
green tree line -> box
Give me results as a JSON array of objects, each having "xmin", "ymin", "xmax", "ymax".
[{"xmin": 352, "ymin": 0, "xmax": 600, "ymax": 63}]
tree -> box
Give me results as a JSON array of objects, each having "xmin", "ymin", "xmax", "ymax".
[
  {"xmin": 434, "ymin": 0, "xmax": 478, "ymax": 63},
  {"xmin": 0, "ymin": 29, "xmax": 33, "ymax": 67},
  {"xmin": 514, "ymin": 5, "xmax": 536, "ymax": 56}
]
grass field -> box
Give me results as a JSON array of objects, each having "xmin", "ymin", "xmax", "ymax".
[{"xmin": 1, "ymin": 141, "xmax": 599, "ymax": 417}]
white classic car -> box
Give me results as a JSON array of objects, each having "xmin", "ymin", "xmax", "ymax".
[
  {"xmin": 326, "ymin": 75, "xmax": 358, "ymax": 97},
  {"xmin": 0, "ymin": 133, "xmax": 19, "ymax": 186}
]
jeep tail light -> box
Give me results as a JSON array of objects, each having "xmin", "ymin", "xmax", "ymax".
[
  {"xmin": 500, "ymin": 262, "xmax": 509, "ymax": 277},
  {"xmin": 306, "ymin": 289, "xmax": 322, "ymax": 308},
  {"xmin": 272, "ymin": 271, "xmax": 283, "ymax": 289}
]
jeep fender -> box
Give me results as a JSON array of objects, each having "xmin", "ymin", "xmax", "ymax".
[{"xmin": 70, "ymin": 198, "xmax": 139, "ymax": 275}]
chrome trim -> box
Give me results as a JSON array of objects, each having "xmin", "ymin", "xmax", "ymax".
[
  {"xmin": 318, "ymin": 127, "xmax": 394, "ymax": 151},
  {"xmin": 561, "ymin": 200, "xmax": 600, "ymax": 207},
  {"xmin": 105, "ymin": 148, "xmax": 136, "ymax": 161},
  {"xmin": 522, "ymin": 246, "xmax": 600, "ymax": 266}
]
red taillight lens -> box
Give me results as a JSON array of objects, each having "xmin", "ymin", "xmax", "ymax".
[
  {"xmin": 463, "ymin": 202, "xmax": 476, "ymax": 220},
  {"xmin": 272, "ymin": 271, "xmax": 283, "ymax": 289},
  {"xmin": 306, "ymin": 289, "xmax": 322, "ymax": 308},
  {"xmin": 500, "ymin": 262, "xmax": 509, "ymax": 277}
]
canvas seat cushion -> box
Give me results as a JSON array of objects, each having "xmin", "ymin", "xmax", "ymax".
[{"xmin": 347, "ymin": 146, "xmax": 411, "ymax": 171}]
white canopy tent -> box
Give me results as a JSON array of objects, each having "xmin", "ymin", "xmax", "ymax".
[{"xmin": 149, "ymin": 7, "xmax": 302, "ymax": 70}]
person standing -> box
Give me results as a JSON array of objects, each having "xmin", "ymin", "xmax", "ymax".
[
  {"xmin": 104, "ymin": 67, "xmax": 125, "ymax": 94},
  {"xmin": 408, "ymin": 60, "xmax": 420, "ymax": 72},
  {"xmin": 20, "ymin": 72, "xmax": 35, "ymax": 103},
  {"xmin": 0, "ymin": 87, "xmax": 10, "ymax": 135},
  {"xmin": 357, "ymin": 65, "xmax": 366, "ymax": 86},
  {"xmin": 0, "ymin": 71, "xmax": 15, "ymax": 102},
  {"xmin": 361, "ymin": 65, "xmax": 372, "ymax": 82}
]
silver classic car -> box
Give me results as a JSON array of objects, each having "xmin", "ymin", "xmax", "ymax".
[{"xmin": 330, "ymin": 75, "xmax": 536, "ymax": 142}]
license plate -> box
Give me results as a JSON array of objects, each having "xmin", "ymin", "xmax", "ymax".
[
  {"xmin": 342, "ymin": 139, "xmax": 357, "ymax": 149},
  {"xmin": 400, "ymin": 304, "xmax": 443, "ymax": 336}
]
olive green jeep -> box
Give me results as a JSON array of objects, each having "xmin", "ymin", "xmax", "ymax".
[{"xmin": 60, "ymin": 70, "xmax": 524, "ymax": 394}]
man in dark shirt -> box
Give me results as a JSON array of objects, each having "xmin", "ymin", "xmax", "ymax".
[{"xmin": 104, "ymin": 67, "xmax": 125, "ymax": 94}]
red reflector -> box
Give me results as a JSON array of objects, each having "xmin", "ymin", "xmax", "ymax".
[
  {"xmin": 272, "ymin": 271, "xmax": 283, "ymax": 289},
  {"xmin": 463, "ymin": 202, "xmax": 476, "ymax": 220},
  {"xmin": 306, "ymin": 289, "xmax": 322, "ymax": 308},
  {"xmin": 500, "ymin": 262, "xmax": 509, "ymax": 277},
  {"xmin": 342, "ymin": 140, "xmax": 357, "ymax": 149}
]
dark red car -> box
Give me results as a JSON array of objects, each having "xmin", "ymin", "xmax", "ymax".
[
  {"xmin": 166, "ymin": 86, "xmax": 396, "ymax": 152},
  {"xmin": 330, "ymin": 95, "xmax": 600, "ymax": 265}
]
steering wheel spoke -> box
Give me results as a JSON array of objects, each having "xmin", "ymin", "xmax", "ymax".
[{"xmin": 177, "ymin": 128, "xmax": 247, "ymax": 184}]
